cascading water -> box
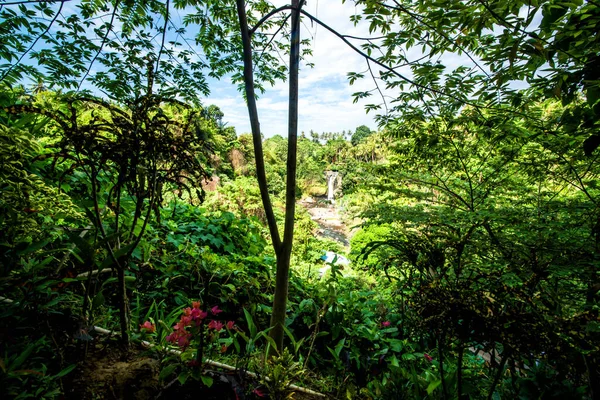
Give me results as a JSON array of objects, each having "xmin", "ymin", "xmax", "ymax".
[{"xmin": 327, "ymin": 173, "xmax": 336, "ymax": 202}]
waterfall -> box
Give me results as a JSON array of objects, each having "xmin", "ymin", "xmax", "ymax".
[{"xmin": 326, "ymin": 171, "xmax": 339, "ymax": 203}]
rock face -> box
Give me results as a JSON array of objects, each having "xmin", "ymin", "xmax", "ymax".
[
  {"xmin": 325, "ymin": 171, "xmax": 342, "ymax": 202},
  {"xmin": 201, "ymin": 175, "xmax": 220, "ymax": 192}
]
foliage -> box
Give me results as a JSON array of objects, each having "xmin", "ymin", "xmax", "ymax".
[
  {"xmin": 2, "ymin": 0, "xmax": 600, "ymax": 398},
  {"xmin": 157, "ymin": 301, "xmax": 236, "ymax": 387},
  {"xmin": 351, "ymin": 125, "xmax": 372, "ymax": 146},
  {"xmin": 255, "ymin": 348, "xmax": 304, "ymax": 400},
  {"xmin": 354, "ymin": 99, "xmax": 600, "ymax": 398},
  {"xmin": 349, "ymin": 0, "xmax": 600, "ymax": 153}
]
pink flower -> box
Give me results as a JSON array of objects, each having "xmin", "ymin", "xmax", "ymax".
[
  {"xmin": 382, "ymin": 321, "xmax": 391, "ymax": 328},
  {"xmin": 424, "ymin": 353, "xmax": 433, "ymax": 362},
  {"xmin": 174, "ymin": 322, "xmax": 186, "ymax": 331},
  {"xmin": 177, "ymin": 334, "xmax": 191, "ymax": 348},
  {"xmin": 190, "ymin": 307, "xmax": 207, "ymax": 321},
  {"xmin": 252, "ymin": 388, "xmax": 266, "ymax": 397},
  {"xmin": 226, "ymin": 321, "xmax": 235, "ymax": 330},
  {"xmin": 211, "ymin": 306, "xmax": 223, "ymax": 315},
  {"xmin": 166, "ymin": 326, "xmax": 192, "ymax": 349},
  {"xmin": 140, "ymin": 321, "xmax": 155, "ymax": 333},
  {"xmin": 208, "ymin": 320, "xmax": 224, "ymax": 331},
  {"xmin": 180, "ymin": 315, "xmax": 192, "ymax": 327}
]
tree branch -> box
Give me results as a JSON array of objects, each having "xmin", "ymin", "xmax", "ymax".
[
  {"xmin": 0, "ymin": 0, "xmax": 70, "ymax": 6},
  {"xmin": 366, "ymin": 59, "xmax": 388, "ymax": 114},
  {"xmin": 249, "ymin": 5, "xmax": 293, "ymax": 35},
  {"xmin": 235, "ymin": 0, "xmax": 281, "ymax": 250},
  {"xmin": 155, "ymin": 0, "xmax": 170, "ymax": 77},
  {"xmin": 78, "ymin": 0, "xmax": 120, "ymax": 90},
  {"xmin": 0, "ymin": 0, "xmax": 65, "ymax": 83},
  {"xmin": 254, "ymin": 13, "xmax": 291, "ymax": 72},
  {"xmin": 387, "ymin": 0, "xmax": 491, "ymax": 79},
  {"xmin": 297, "ymin": 9, "xmax": 484, "ymax": 112}
]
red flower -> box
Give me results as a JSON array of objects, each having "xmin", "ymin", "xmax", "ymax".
[
  {"xmin": 252, "ymin": 388, "xmax": 266, "ymax": 397},
  {"xmin": 177, "ymin": 334, "xmax": 191, "ymax": 348},
  {"xmin": 221, "ymin": 345, "xmax": 228, "ymax": 353},
  {"xmin": 208, "ymin": 320, "xmax": 224, "ymax": 331},
  {"xmin": 180, "ymin": 315, "xmax": 192, "ymax": 327},
  {"xmin": 187, "ymin": 359, "xmax": 200, "ymax": 367},
  {"xmin": 140, "ymin": 321, "xmax": 155, "ymax": 333},
  {"xmin": 424, "ymin": 353, "xmax": 433, "ymax": 362},
  {"xmin": 190, "ymin": 307, "xmax": 207, "ymax": 321},
  {"xmin": 211, "ymin": 305, "xmax": 223, "ymax": 315},
  {"xmin": 226, "ymin": 321, "xmax": 235, "ymax": 330},
  {"xmin": 382, "ymin": 321, "xmax": 391, "ymax": 328},
  {"xmin": 166, "ymin": 328, "xmax": 192, "ymax": 349},
  {"xmin": 174, "ymin": 322, "xmax": 186, "ymax": 331},
  {"xmin": 192, "ymin": 301, "xmax": 201, "ymax": 309}
]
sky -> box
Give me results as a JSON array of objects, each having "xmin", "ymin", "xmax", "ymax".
[
  {"xmin": 204, "ymin": 1, "xmax": 382, "ymax": 138},
  {"xmin": 5, "ymin": 0, "xmax": 381, "ymax": 138},
  {"xmin": 5, "ymin": 0, "xmax": 486, "ymax": 138}
]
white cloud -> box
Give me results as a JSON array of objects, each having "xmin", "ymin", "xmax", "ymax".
[
  {"xmin": 204, "ymin": 1, "xmax": 488, "ymax": 138},
  {"xmin": 205, "ymin": 1, "xmax": 380, "ymax": 137}
]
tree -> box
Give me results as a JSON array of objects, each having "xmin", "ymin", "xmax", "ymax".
[
  {"xmin": 351, "ymin": 124, "xmax": 372, "ymax": 145},
  {"xmin": 5, "ymin": 0, "xmax": 598, "ymax": 363},
  {"xmin": 3, "ymin": 67, "xmax": 212, "ymax": 346},
  {"xmin": 355, "ymin": 99, "xmax": 600, "ymax": 398},
  {"xmin": 235, "ymin": 0, "xmax": 302, "ymax": 354},
  {"xmin": 346, "ymin": 0, "xmax": 599, "ymax": 153}
]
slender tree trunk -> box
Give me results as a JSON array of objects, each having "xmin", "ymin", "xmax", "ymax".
[
  {"xmin": 457, "ymin": 345, "xmax": 464, "ymax": 399},
  {"xmin": 90, "ymin": 166, "xmax": 129, "ymax": 347},
  {"xmin": 488, "ymin": 352, "xmax": 509, "ymax": 400},
  {"xmin": 235, "ymin": 0, "xmax": 302, "ymax": 355},
  {"xmin": 438, "ymin": 332, "xmax": 449, "ymax": 400},
  {"xmin": 235, "ymin": 1, "xmax": 281, "ymax": 251},
  {"xmin": 117, "ymin": 265, "xmax": 129, "ymax": 347},
  {"xmin": 268, "ymin": 0, "xmax": 301, "ymax": 354}
]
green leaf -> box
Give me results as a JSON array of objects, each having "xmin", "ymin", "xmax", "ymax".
[
  {"xmin": 92, "ymin": 291, "xmax": 105, "ymax": 309},
  {"xmin": 426, "ymin": 380, "xmax": 442, "ymax": 394},
  {"xmin": 54, "ymin": 364, "xmax": 76, "ymax": 378},
  {"xmin": 11, "ymin": 343, "xmax": 35, "ymax": 370},
  {"xmin": 178, "ymin": 372, "xmax": 189, "ymax": 385},
  {"xmin": 243, "ymin": 308, "xmax": 257, "ymax": 339},
  {"xmin": 201, "ymin": 375, "xmax": 213, "ymax": 387},
  {"xmin": 16, "ymin": 239, "xmax": 50, "ymax": 256},
  {"xmin": 159, "ymin": 364, "xmax": 177, "ymax": 381},
  {"xmin": 334, "ymin": 338, "xmax": 345, "ymax": 358}
]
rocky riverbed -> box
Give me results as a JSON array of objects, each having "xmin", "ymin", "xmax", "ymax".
[{"xmin": 300, "ymin": 197, "xmax": 350, "ymax": 247}]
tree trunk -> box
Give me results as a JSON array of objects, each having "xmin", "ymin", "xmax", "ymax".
[
  {"xmin": 269, "ymin": 0, "xmax": 301, "ymax": 354},
  {"xmin": 235, "ymin": 1, "xmax": 282, "ymax": 253},
  {"xmin": 117, "ymin": 265, "xmax": 129, "ymax": 348},
  {"xmin": 235, "ymin": 0, "xmax": 301, "ymax": 355}
]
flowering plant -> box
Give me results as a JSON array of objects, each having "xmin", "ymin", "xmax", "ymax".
[
  {"xmin": 140, "ymin": 321, "xmax": 156, "ymax": 333},
  {"xmin": 161, "ymin": 301, "xmax": 236, "ymax": 387}
]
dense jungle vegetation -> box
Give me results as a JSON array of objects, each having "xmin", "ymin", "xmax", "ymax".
[{"xmin": 1, "ymin": 0, "xmax": 600, "ymax": 399}]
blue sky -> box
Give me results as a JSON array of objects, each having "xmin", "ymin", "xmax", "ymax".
[
  {"xmin": 4, "ymin": 0, "xmax": 484, "ymax": 138},
  {"xmin": 202, "ymin": 1, "xmax": 483, "ymax": 138},
  {"xmin": 204, "ymin": 1, "xmax": 382, "ymax": 137}
]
